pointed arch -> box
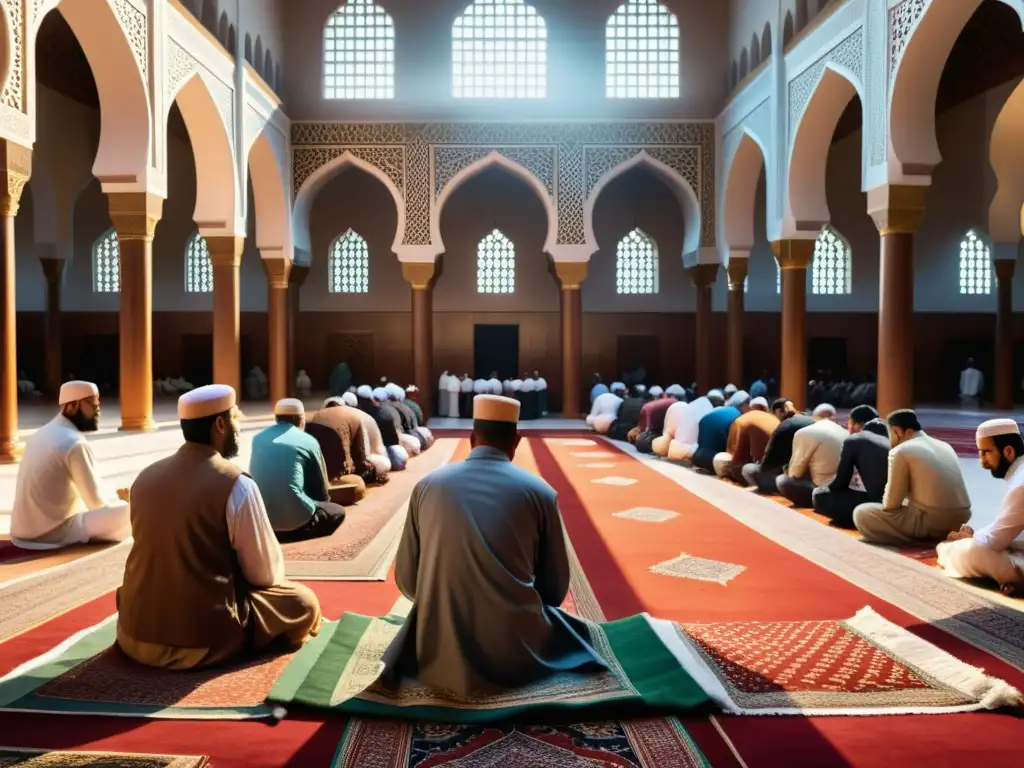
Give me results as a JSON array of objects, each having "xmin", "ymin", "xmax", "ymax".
[
  {"xmin": 729, "ymin": 60, "xmax": 737, "ymax": 91},
  {"xmin": 244, "ymin": 33, "xmax": 252, "ymax": 63},
  {"xmin": 606, "ymin": 0, "xmax": 679, "ymax": 99},
  {"xmin": 453, "ymin": 0, "xmax": 547, "ymax": 99},
  {"xmin": 248, "ymin": 127, "xmax": 291, "ymax": 258},
  {"xmin": 723, "ymin": 130, "xmax": 768, "ymax": 250},
  {"xmin": 227, "ymin": 25, "xmax": 236, "ymax": 56},
  {"xmin": 811, "ymin": 224, "xmax": 851, "ymax": 295},
  {"xmin": 584, "ymin": 150, "xmax": 702, "ymax": 259},
  {"xmin": 615, "ymin": 228, "xmax": 658, "ymax": 294},
  {"xmin": 328, "ymin": 229, "xmax": 370, "ymax": 293},
  {"xmin": 959, "ymin": 228, "xmax": 993, "ymax": 295},
  {"xmin": 92, "ymin": 228, "xmax": 120, "ymax": 293},
  {"xmin": 432, "ymin": 151, "xmax": 557, "ymax": 253},
  {"xmin": 185, "ymin": 232, "xmax": 213, "ymax": 293},
  {"xmin": 264, "ymin": 50, "xmax": 273, "ymax": 84},
  {"xmin": 989, "ymin": 77, "xmax": 1024, "ymax": 243},
  {"xmin": 761, "ymin": 22, "xmax": 771, "ymax": 61},
  {"xmin": 477, "ymin": 229, "xmax": 516, "ymax": 294},
  {"xmin": 254, "ymin": 36, "xmax": 263, "ymax": 74}
]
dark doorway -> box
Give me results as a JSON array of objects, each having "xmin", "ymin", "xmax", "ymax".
[
  {"xmin": 79, "ymin": 334, "xmax": 119, "ymax": 395},
  {"xmin": 325, "ymin": 332, "xmax": 375, "ymax": 386},
  {"xmin": 182, "ymin": 334, "xmax": 214, "ymax": 388},
  {"xmin": 943, "ymin": 338, "xmax": 993, "ymax": 401},
  {"xmin": 808, "ymin": 337, "xmax": 848, "ymax": 379},
  {"xmin": 616, "ymin": 335, "xmax": 660, "ymax": 385},
  {"xmin": 474, "ymin": 324, "xmax": 518, "ymax": 379}
]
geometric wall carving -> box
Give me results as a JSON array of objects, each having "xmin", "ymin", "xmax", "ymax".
[
  {"xmin": 166, "ymin": 40, "xmax": 197, "ymax": 101},
  {"xmin": 112, "ymin": 0, "xmax": 147, "ymax": 81},
  {"xmin": 433, "ymin": 145, "xmax": 556, "ymax": 198},
  {"xmin": 788, "ymin": 26, "xmax": 864, "ymax": 143},
  {"xmin": 888, "ymin": 0, "xmax": 927, "ymax": 79},
  {"xmin": 1, "ymin": 0, "xmax": 24, "ymax": 112}
]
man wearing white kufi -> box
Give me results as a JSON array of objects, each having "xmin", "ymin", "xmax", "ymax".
[
  {"xmin": 382, "ymin": 394, "xmax": 606, "ymax": 696},
  {"xmin": 117, "ymin": 385, "xmax": 321, "ymax": 670},
  {"xmin": 11, "ymin": 381, "xmax": 131, "ymax": 550},
  {"xmin": 648, "ymin": 385, "xmax": 664, "ymax": 398},
  {"xmin": 938, "ymin": 419, "xmax": 1024, "ymax": 595},
  {"xmin": 358, "ymin": 386, "xmax": 406, "ymax": 471},
  {"xmin": 445, "ymin": 373, "xmax": 461, "ymax": 419},
  {"xmin": 667, "ymin": 395, "xmax": 715, "ymax": 461},
  {"xmin": 665, "ymin": 383, "xmax": 686, "ymax": 399},
  {"xmin": 396, "ymin": 385, "xmax": 434, "ymax": 448},
  {"xmin": 378, "ymin": 386, "xmax": 421, "ymax": 456},
  {"xmin": 723, "ymin": 384, "xmax": 738, "ymax": 399}
]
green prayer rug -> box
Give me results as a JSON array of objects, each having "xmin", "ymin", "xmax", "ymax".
[{"xmin": 268, "ymin": 609, "xmax": 711, "ymax": 724}]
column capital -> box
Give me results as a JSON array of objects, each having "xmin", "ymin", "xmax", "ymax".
[
  {"xmin": 0, "ymin": 140, "xmax": 32, "ymax": 217},
  {"xmin": 866, "ymin": 184, "xmax": 928, "ymax": 236},
  {"xmin": 290, "ymin": 264, "xmax": 310, "ymax": 288},
  {"xmin": 686, "ymin": 263, "xmax": 719, "ymax": 289},
  {"xmin": 261, "ymin": 257, "xmax": 292, "ymax": 289},
  {"xmin": 39, "ymin": 257, "xmax": 66, "ymax": 284},
  {"xmin": 554, "ymin": 261, "xmax": 588, "ymax": 290},
  {"xmin": 107, "ymin": 192, "xmax": 164, "ymax": 241},
  {"xmin": 402, "ymin": 261, "xmax": 436, "ymax": 290},
  {"xmin": 771, "ymin": 239, "xmax": 815, "ymax": 270},
  {"xmin": 726, "ymin": 259, "xmax": 748, "ymax": 291},
  {"xmin": 205, "ymin": 236, "xmax": 245, "ymax": 268},
  {"xmin": 994, "ymin": 258, "xmax": 1016, "ymax": 282}
]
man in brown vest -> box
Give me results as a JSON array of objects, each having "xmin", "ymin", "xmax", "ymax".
[{"xmin": 116, "ymin": 384, "xmax": 322, "ymax": 670}]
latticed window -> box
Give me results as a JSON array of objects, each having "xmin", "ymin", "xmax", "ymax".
[
  {"xmin": 453, "ymin": 0, "xmax": 547, "ymax": 99},
  {"xmin": 323, "ymin": 0, "xmax": 395, "ymax": 99},
  {"xmin": 329, "ymin": 230, "xmax": 370, "ymax": 293},
  {"xmin": 811, "ymin": 225, "xmax": 852, "ymax": 295},
  {"xmin": 606, "ymin": 0, "xmax": 680, "ymax": 99},
  {"xmin": 776, "ymin": 263, "xmax": 780, "ymax": 294},
  {"xmin": 615, "ymin": 228, "xmax": 658, "ymax": 294},
  {"xmin": 477, "ymin": 229, "xmax": 515, "ymax": 293},
  {"xmin": 92, "ymin": 229, "xmax": 120, "ymax": 293},
  {"xmin": 959, "ymin": 229, "xmax": 992, "ymax": 295},
  {"xmin": 185, "ymin": 233, "xmax": 213, "ymax": 293}
]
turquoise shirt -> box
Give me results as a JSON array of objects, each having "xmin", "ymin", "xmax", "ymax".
[{"xmin": 249, "ymin": 423, "xmax": 329, "ymax": 532}]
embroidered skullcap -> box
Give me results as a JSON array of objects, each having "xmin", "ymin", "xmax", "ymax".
[
  {"xmin": 977, "ymin": 418, "xmax": 1020, "ymax": 440},
  {"xmin": 473, "ymin": 394, "xmax": 521, "ymax": 423},
  {"xmin": 274, "ymin": 398, "xmax": 305, "ymax": 416},
  {"xmin": 649, "ymin": 386, "xmax": 664, "ymax": 397},
  {"xmin": 356, "ymin": 385, "xmax": 373, "ymax": 399},
  {"xmin": 178, "ymin": 384, "xmax": 236, "ymax": 420},
  {"xmin": 372, "ymin": 386, "xmax": 389, "ymax": 401},
  {"xmin": 342, "ymin": 392, "xmax": 359, "ymax": 407},
  {"xmin": 724, "ymin": 384, "xmax": 738, "ymax": 396},
  {"xmin": 750, "ymin": 396, "xmax": 769, "ymax": 411},
  {"xmin": 58, "ymin": 380, "xmax": 98, "ymax": 405},
  {"xmin": 727, "ymin": 390, "xmax": 750, "ymax": 408}
]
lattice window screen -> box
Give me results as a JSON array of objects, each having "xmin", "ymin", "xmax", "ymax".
[
  {"xmin": 453, "ymin": 0, "xmax": 547, "ymax": 99},
  {"xmin": 477, "ymin": 229, "xmax": 516, "ymax": 293},
  {"xmin": 959, "ymin": 229, "xmax": 992, "ymax": 296},
  {"xmin": 92, "ymin": 229, "xmax": 120, "ymax": 293},
  {"xmin": 323, "ymin": 0, "xmax": 395, "ymax": 99},
  {"xmin": 811, "ymin": 225, "xmax": 852, "ymax": 295},
  {"xmin": 606, "ymin": 0, "xmax": 680, "ymax": 99},
  {"xmin": 185, "ymin": 233, "xmax": 213, "ymax": 293},
  {"xmin": 615, "ymin": 228, "xmax": 658, "ymax": 294},
  {"xmin": 329, "ymin": 230, "xmax": 370, "ymax": 293}
]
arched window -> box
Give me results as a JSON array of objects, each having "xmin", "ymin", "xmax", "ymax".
[
  {"xmin": 477, "ymin": 229, "xmax": 515, "ymax": 293},
  {"xmin": 811, "ymin": 225, "xmax": 852, "ymax": 295},
  {"xmin": 328, "ymin": 230, "xmax": 370, "ymax": 293},
  {"xmin": 959, "ymin": 229, "xmax": 992, "ymax": 295},
  {"xmin": 92, "ymin": 229, "xmax": 120, "ymax": 293},
  {"xmin": 323, "ymin": 0, "xmax": 395, "ymax": 100},
  {"xmin": 615, "ymin": 228, "xmax": 658, "ymax": 294},
  {"xmin": 606, "ymin": 0, "xmax": 680, "ymax": 99},
  {"xmin": 185, "ymin": 233, "xmax": 213, "ymax": 293},
  {"xmin": 453, "ymin": 0, "xmax": 547, "ymax": 99}
]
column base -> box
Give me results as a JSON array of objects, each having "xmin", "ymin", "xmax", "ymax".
[
  {"xmin": 119, "ymin": 417, "xmax": 157, "ymax": 433},
  {"xmin": 0, "ymin": 439, "xmax": 23, "ymax": 464}
]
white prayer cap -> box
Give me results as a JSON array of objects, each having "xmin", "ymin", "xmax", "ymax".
[
  {"xmin": 372, "ymin": 386, "xmax": 389, "ymax": 401},
  {"xmin": 178, "ymin": 384, "xmax": 236, "ymax": 420},
  {"xmin": 406, "ymin": 384, "xmax": 418, "ymax": 392},
  {"xmin": 347, "ymin": 386, "xmax": 357, "ymax": 393},
  {"xmin": 649, "ymin": 386, "xmax": 664, "ymax": 397},
  {"xmin": 274, "ymin": 398, "xmax": 305, "ymax": 416},
  {"xmin": 665, "ymin": 384, "xmax": 685, "ymax": 396},
  {"xmin": 536, "ymin": 377, "xmax": 548, "ymax": 390},
  {"xmin": 750, "ymin": 396, "xmax": 769, "ymax": 411},
  {"xmin": 611, "ymin": 382, "xmax": 627, "ymax": 393},
  {"xmin": 707, "ymin": 388, "xmax": 724, "ymax": 399},
  {"xmin": 724, "ymin": 384, "xmax": 738, "ymax": 396},
  {"xmin": 323, "ymin": 396, "xmax": 345, "ymax": 407},
  {"xmin": 342, "ymin": 392, "xmax": 359, "ymax": 407},
  {"xmin": 356, "ymin": 385, "xmax": 373, "ymax": 399},
  {"xmin": 727, "ymin": 390, "xmax": 750, "ymax": 408},
  {"xmin": 635, "ymin": 384, "xmax": 647, "ymax": 393},
  {"xmin": 813, "ymin": 403, "xmax": 837, "ymax": 418},
  {"xmin": 58, "ymin": 380, "xmax": 98, "ymax": 405},
  {"xmin": 473, "ymin": 394, "xmax": 521, "ymax": 423},
  {"xmin": 385, "ymin": 382, "xmax": 403, "ymax": 396},
  {"xmin": 977, "ymin": 418, "xmax": 1020, "ymax": 440}
]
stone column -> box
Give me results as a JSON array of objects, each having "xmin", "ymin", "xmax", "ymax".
[
  {"xmin": 206, "ymin": 237, "xmax": 244, "ymax": 396},
  {"xmin": 0, "ymin": 141, "xmax": 31, "ymax": 464},
  {"xmin": 261, "ymin": 258, "xmax": 291, "ymax": 404},
  {"xmin": 555, "ymin": 262, "xmax": 587, "ymax": 418},
  {"xmin": 995, "ymin": 257, "xmax": 1016, "ymax": 410},
  {"xmin": 867, "ymin": 185, "xmax": 927, "ymax": 418},
  {"xmin": 726, "ymin": 257, "xmax": 749, "ymax": 388},
  {"xmin": 402, "ymin": 262, "xmax": 436, "ymax": 419},
  {"xmin": 287, "ymin": 265, "xmax": 309, "ymax": 396},
  {"xmin": 40, "ymin": 257, "xmax": 65, "ymax": 397},
  {"xmin": 687, "ymin": 264, "xmax": 718, "ymax": 394},
  {"xmin": 106, "ymin": 193, "xmax": 162, "ymax": 432},
  {"xmin": 772, "ymin": 239, "xmax": 814, "ymax": 412}
]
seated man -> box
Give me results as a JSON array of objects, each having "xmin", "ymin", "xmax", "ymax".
[
  {"xmin": 667, "ymin": 395, "xmax": 715, "ymax": 461},
  {"xmin": 938, "ymin": 418, "xmax": 1024, "ymax": 595},
  {"xmin": 741, "ymin": 399, "xmax": 814, "ymax": 494},
  {"xmin": 250, "ymin": 398, "xmax": 347, "ymax": 543},
  {"xmin": 358, "ymin": 386, "xmax": 407, "ymax": 471},
  {"xmin": 11, "ymin": 381, "xmax": 130, "ymax": 550},
  {"xmin": 586, "ymin": 389, "xmax": 623, "ymax": 434},
  {"xmin": 117, "ymin": 385, "xmax": 321, "ymax": 670},
  {"xmin": 632, "ymin": 391, "xmax": 677, "ymax": 454},
  {"xmin": 307, "ymin": 400, "xmax": 375, "ymax": 494},
  {"xmin": 381, "ymin": 395, "xmax": 607, "ymax": 696},
  {"xmin": 343, "ymin": 392, "xmax": 391, "ymax": 477},
  {"xmin": 854, "ymin": 409, "xmax": 972, "ymax": 545},
  {"xmin": 776, "ymin": 404, "xmax": 847, "ymax": 507},
  {"xmin": 608, "ymin": 385, "xmax": 646, "ymax": 441},
  {"xmin": 812, "ymin": 406, "xmax": 890, "ymax": 528},
  {"xmin": 690, "ymin": 400, "xmax": 743, "ymax": 472},
  {"xmin": 714, "ymin": 397, "xmax": 778, "ymax": 483}
]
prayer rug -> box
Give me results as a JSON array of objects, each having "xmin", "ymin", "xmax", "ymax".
[
  {"xmin": 650, "ymin": 554, "xmax": 746, "ymax": 586},
  {"xmin": 591, "ymin": 477, "xmax": 637, "ymax": 487},
  {"xmin": 0, "ymin": 746, "xmax": 208, "ymax": 767},
  {"xmin": 0, "ymin": 617, "xmax": 284, "ymax": 719},
  {"xmin": 613, "ymin": 508, "xmax": 679, "ymax": 524},
  {"xmin": 665, "ymin": 606, "xmax": 1023, "ymax": 716}
]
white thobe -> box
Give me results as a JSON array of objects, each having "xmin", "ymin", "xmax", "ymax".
[
  {"xmin": 587, "ymin": 392, "xmax": 622, "ymax": 433},
  {"xmin": 653, "ymin": 401, "xmax": 689, "ymax": 456},
  {"xmin": 227, "ymin": 475, "xmax": 286, "ymax": 588},
  {"xmin": 445, "ymin": 378, "xmax": 461, "ymax": 418},
  {"xmin": 487, "ymin": 378, "xmax": 503, "ymax": 395},
  {"xmin": 668, "ymin": 397, "xmax": 713, "ymax": 461},
  {"xmin": 438, "ymin": 374, "xmax": 453, "ymax": 416},
  {"xmin": 11, "ymin": 415, "xmax": 130, "ymax": 549},
  {"xmin": 502, "ymin": 379, "xmax": 513, "ymax": 395},
  {"xmin": 460, "ymin": 377, "xmax": 475, "ymax": 394},
  {"xmin": 521, "ymin": 378, "xmax": 536, "ymax": 393},
  {"xmin": 473, "ymin": 379, "xmax": 488, "ymax": 395},
  {"xmin": 959, "ymin": 368, "xmax": 983, "ymax": 398}
]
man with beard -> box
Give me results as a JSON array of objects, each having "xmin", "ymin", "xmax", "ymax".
[
  {"xmin": 10, "ymin": 381, "xmax": 130, "ymax": 549},
  {"xmin": 117, "ymin": 385, "xmax": 321, "ymax": 670},
  {"xmin": 938, "ymin": 418, "xmax": 1024, "ymax": 595}
]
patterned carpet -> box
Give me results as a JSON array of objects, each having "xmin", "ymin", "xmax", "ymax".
[{"xmin": 0, "ymin": 747, "xmax": 207, "ymax": 767}]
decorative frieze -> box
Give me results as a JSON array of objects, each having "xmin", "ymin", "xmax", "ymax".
[{"xmin": 1, "ymin": 0, "xmax": 24, "ymax": 112}]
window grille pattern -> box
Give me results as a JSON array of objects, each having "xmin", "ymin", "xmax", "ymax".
[
  {"xmin": 615, "ymin": 228, "xmax": 658, "ymax": 294},
  {"xmin": 477, "ymin": 229, "xmax": 515, "ymax": 293},
  {"xmin": 811, "ymin": 225, "xmax": 852, "ymax": 295},
  {"xmin": 92, "ymin": 229, "xmax": 120, "ymax": 293},
  {"xmin": 323, "ymin": 0, "xmax": 395, "ymax": 100},
  {"xmin": 329, "ymin": 230, "xmax": 370, "ymax": 293},
  {"xmin": 185, "ymin": 233, "xmax": 213, "ymax": 293},
  {"xmin": 959, "ymin": 229, "xmax": 992, "ymax": 295},
  {"xmin": 453, "ymin": 0, "xmax": 547, "ymax": 99},
  {"xmin": 606, "ymin": 0, "xmax": 680, "ymax": 99}
]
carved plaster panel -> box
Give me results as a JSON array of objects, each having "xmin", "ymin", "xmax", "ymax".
[
  {"xmin": 788, "ymin": 26, "xmax": 864, "ymax": 143},
  {"xmin": 166, "ymin": 40, "xmax": 198, "ymax": 102},
  {"xmin": 867, "ymin": 0, "xmax": 888, "ymax": 166},
  {"xmin": 0, "ymin": 103, "xmax": 29, "ymax": 141},
  {"xmin": 112, "ymin": 0, "xmax": 147, "ymax": 81},
  {"xmin": 432, "ymin": 145, "xmax": 556, "ymax": 198},
  {"xmin": 1, "ymin": 0, "xmax": 24, "ymax": 112},
  {"xmin": 292, "ymin": 145, "xmax": 405, "ymax": 198},
  {"xmin": 207, "ymin": 73, "xmax": 234, "ymax": 143},
  {"xmin": 723, "ymin": 98, "xmax": 770, "ymax": 172},
  {"xmin": 888, "ymin": 0, "xmax": 927, "ymax": 81}
]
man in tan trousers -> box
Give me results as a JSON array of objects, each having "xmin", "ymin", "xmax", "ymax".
[{"xmin": 853, "ymin": 409, "xmax": 971, "ymax": 546}]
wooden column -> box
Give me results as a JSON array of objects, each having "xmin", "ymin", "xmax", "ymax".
[
  {"xmin": 726, "ymin": 258, "xmax": 748, "ymax": 388},
  {"xmin": 995, "ymin": 258, "xmax": 1016, "ymax": 410},
  {"xmin": 0, "ymin": 141, "xmax": 31, "ymax": 464},
  {"xmin": 288, "ymin": 265, "xmax": 310, "ymax": 396},
  {"xmin": 206, "ymin": 237, "xmax": 245, "ymax": 396},
  {"xmin": 40, "ymin": 257, "xmax": 65, "ymax": 397},
  {"xmin": 106, "ymin": 192, "xmax": 162, "ymax": 432},
  {"xmin": 772, "ymin": 239, "xmax": 814, "ymax": 412},
  {"xmin": 262, "ymin": 258, "xmax": 291, "ymax": 404},
  {"xmin": 555, "ymin": 262, "xmax": 587, "ymax": 418},
  {"xmin": 403, "ymin": 262, "xmax": 436, "ymax": 420},
  {"xmin": 687, "ymin": 263, "xmax": 718, "ymax": 394},
  {"xmin": 868, "ymin": 185, "xmax": 927, "ymax": 418}
]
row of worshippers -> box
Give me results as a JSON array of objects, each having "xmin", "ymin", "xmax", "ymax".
[
  {"xmin": 808, "ymin": 375, "xmax": 877, "ymax": 410},
  {"xmin": 437, "ymin": 371, "xmax": 549, "ymax": 420}
]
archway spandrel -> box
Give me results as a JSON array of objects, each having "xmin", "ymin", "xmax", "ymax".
[
  {"xmin": 1, "ymin": 0, "xmax": 24, "ymax": 113},
  {"xmin": 433, "ymin": 146, "xmax": 555, "ymax": 199},
  {"xmin": 291, "ymin": 145, "xmax": 405, "ymax": 199},
  {"xmin": 788, "ymin": 26, "xmax": 863, "ymax": 145},
  {"xmin": 110, "ymin": 0, "xmax": 147, "ymax": 80}
]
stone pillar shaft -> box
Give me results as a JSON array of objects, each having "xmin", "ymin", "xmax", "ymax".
[
  {"xmin": 40, "ymin": 258, "xmax": 65, "ymax": 397},
  {"xmin": 555, "ymin": 262, "xmax": 587, "ymax": 418},
  {"xmin": 206, "ymin": 237, "xmax": 245, "ymax": 396},
  {"xmin": 726, "ymin": 258, "xmax": 749, "ymax": 388},
  {"xmin": 262, "ymin": 258, "xmax": 291, "ymax": 405},
  {"xmin": 773, "ymin": 240, "xmax": 814, "ymax": 412},
  {"xmin": 288, "ymin": 266, "xmax": 310, "ymax": 397},
  {"xmin": 0, "ymin": 141, "xmax": 30, "ymax": 463},
  {"xmin": 687, "ymin": 264, "xmax": 719, "ymax": 394},
  {"xmin": 995, "ymin": 258, "xmax": 1016, "ymax": 410},
  {"xmin": 403, "ymin": 262, "xmax": 436, "ymax": 419}
]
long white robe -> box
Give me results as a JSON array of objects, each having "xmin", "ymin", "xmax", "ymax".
[
  {"xmin": 445, "ymin": 376, "xmax": 461, "ymax": 418},
  {"xmin": 668, "ymin": 397, "xmax": 713, "ymax": 461},
  {"xmin": 653, "ymin": 401, "xmax": 689, "ymax": 456},
  {"xmin": 586, "ymin": 392, "xmax": 623, "ymax": 433},
  {"xmin": 438, "ymin": 374, "xmax": 453, "ymax": 416},
  {"xmin": 959, "ymin": 367, "xmax": 983, "ymax": 398}
]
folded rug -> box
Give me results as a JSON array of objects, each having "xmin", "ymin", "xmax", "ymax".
[{"xmin": 0, "ymin": 746, "xmax": 208, "ymax": 767}]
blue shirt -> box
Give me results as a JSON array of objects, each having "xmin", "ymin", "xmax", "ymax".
[
  {"xmin": 694, "ymin": 406, "xmax": 741, "ymax": 462},
  {"xmin": 249, "ymin": 423, "xmax": 329, "ymax": 532},
  {"xmin": 750, "ymin": 379, "xmax": 767, "ymax": 398},
  {"xmin": 590, "ymin": 383, "xmax": 610, "ymax": 404}
]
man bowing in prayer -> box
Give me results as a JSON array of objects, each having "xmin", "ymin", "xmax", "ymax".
[
  {"xmin": 11, "ymin": 381, "xmax": 131, "ymax": 550},
  {"xmin": 117, "ymin": 385, "xmax": 321, "ymax": 670},
  {"xmin": 381, "ymin": 395, "xmax": 607, "ymax": 696},
  {"xmin": 938, "ymin": 418, "xmax": 1024, "ymax": 595}
]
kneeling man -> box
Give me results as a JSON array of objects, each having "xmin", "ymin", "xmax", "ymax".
[
  {"xmin": 11, "ymin": 381, "xmax": 130, "ymax": 549},
  {"xmin": 117, "ymin": 385, "xmax": 321, "ymax": 670},
  {"xmin": 381, "ymin": 395, "xmax": 607, "ymax": 696}
]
